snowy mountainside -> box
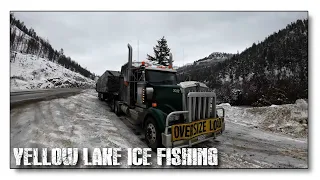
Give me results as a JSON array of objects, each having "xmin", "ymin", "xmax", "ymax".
[
  {"xmin": 177, "ymin": 19, "xmax": 308, "ymax": 107},
  {"xmin": 195, "ymin": 52, "xmax": 233, "ymax": 65},
  {"xmin": 10, "ymin": 15, "xmax": 95, "ymax": 91},
  {"xmin": 10, "ymin": 52, "xmax": 95, "ymax": 91},
  {"xmin": 10, "ymin": 25, "xmax": 32, "ymax": 53},
  {"xmin": 177, "ymin": 52, "xmax": 234, "ymax": 75}
]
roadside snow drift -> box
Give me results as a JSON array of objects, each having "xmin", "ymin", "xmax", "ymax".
[
  {"xmin": 218, "ymin": 99, "xmax": 308, "ymax": 138},
  {"xmin": 10, "ymin": 52, "xmax": 95, "ymax": 91}
]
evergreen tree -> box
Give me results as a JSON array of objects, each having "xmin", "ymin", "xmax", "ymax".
[{"xmin": 147, "ymin": 36, "xmax": 172, "ymax": 66}]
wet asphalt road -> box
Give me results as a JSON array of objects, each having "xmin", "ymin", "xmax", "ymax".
[{"xmin": 10, "ymin": 88, "xmax": 83, "ymax": 108}]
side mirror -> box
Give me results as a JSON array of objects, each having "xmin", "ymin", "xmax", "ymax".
[{"xmin": 146, "ymin": 87, "xmax": 154, "ymax": 100}]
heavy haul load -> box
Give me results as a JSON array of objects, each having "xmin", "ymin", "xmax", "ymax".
[
  {"xmin": 96, "ymin": 70, "xmax": 121, "ymax": 101},
  {"xmin": 96, "ymin": 44, "xmax": 225, "ymax": 150}
]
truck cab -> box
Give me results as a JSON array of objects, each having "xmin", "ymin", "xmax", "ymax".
[
  {"xmin": 137, "ymin": 66, "xmax": 182, "ymax": 113},
  {"xmin": 108, "ymin": 44, "xmax": 225, "ymax": 150}
]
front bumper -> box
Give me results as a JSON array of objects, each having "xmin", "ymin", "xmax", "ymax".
[{"xmin": 161, "ymin": 108, "xmax": 225, "ymax": 148}]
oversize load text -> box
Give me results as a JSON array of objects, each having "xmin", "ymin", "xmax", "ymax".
[{"xmin": 172, "ymin": 118, "xmax": 223, "ymax": 141}]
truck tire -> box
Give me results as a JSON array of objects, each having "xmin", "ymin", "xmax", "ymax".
[
  {"xmin": 110, "ymin": 99, "xmax": 115, "ymax": 112},
  {"xmin": 98, "ymin": 93, "xmax": 102, "ymax": 101},
  {"xmin": 144, "ymin": 116, "xmax": 162, "ymax": 150},
  {"xmin": 114, "ymin": 101, "xmax": 121, "ymax": 116}
]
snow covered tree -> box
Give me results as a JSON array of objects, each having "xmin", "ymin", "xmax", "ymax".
[{"xmin": 147, "ymin": 36, "xmax": 172, "ymax": 66}]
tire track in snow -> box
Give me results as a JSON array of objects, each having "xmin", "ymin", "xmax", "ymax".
[{"xmin": 10, "ymin": 89, "xmax": 308, "ymax": 168}]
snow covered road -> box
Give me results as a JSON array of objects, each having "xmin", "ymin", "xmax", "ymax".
[
  {"xmin": 195, "ymin": 121, "xmax": 307, "ymax": 168},
  {"xmin": 10, "ymin": 89, "xmax": 308, "ymax": 168}
]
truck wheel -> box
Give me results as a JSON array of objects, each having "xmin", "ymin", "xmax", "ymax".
[
  {"xmin": 144, "ymin": 117, "xmax": 162, "ymax": 150},
  {"xmin": 114, "ymin": 101, "xmax": 121, "ymax": 116},
  {"xmin": 98, "ymin": 93, "xmax": 102, "ymax": 101},
  {"xmin": 110, "ymin": 99, "xmax": 115, "ymax": 112}
]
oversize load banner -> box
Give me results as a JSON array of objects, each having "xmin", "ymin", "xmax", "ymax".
[{"xmin": 171, "ymin": 118, "xmax": 223, "ymax": 141}]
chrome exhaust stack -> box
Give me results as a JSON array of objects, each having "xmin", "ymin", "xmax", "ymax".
[
  {"xmin": 127, "ymin": 43, "xmax": 132, "ymax": 105},
  {"xmin": 169, "ymin": 53, "xmax": 173, "ymax": 67},
  {"xmin": 169, "ymin": 53, "xmax": 172, "ymax": 67}
]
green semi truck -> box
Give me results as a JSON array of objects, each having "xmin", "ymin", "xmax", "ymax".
[{"xmin": 96, "ymin": 43, "xmax": 225, "ymax": 149}]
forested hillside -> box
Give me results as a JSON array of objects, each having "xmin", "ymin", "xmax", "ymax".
[
  {"xmin": 10, "ymin": 13, "xmax": 96, "ymax": 79},
  {"xmin": 10, "ymin": 13, "xmax": 96, "ymax": 91},
  {"xmin": 178, "ymin": 19, "xmax": 308, "ymax": 106}
]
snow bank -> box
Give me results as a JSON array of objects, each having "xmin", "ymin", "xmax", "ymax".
[
  {"xmin": 178, "ymin": 81, "xmax": 208, "ymax": 88},
  {"xmin": 10, "ymin": 52, "xmax": 95, "ymax": 91},
  {"xmin": 218, "ymin": 103, "xmax": 232, "ymax": 108},
  {"xmin": 295, "ymin": 99, "xmax": 308, "ymax": 110},
  {"xmin": 217, "ymin": 99, "xmax": 308, "ymax": 138}
]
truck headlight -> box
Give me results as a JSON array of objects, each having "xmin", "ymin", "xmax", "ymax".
[{"xmin": 169, "ymin": 114, "xmax": 180, "ymax": 121}]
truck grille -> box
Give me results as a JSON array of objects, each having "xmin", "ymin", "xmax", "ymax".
[{"xmin": 182, "ymin": 87, "xmax": 216, "ymax": 122}]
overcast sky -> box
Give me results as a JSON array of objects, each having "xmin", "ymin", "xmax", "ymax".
[{"xmin": 14, "ymin": 12, "xmax": 307, "ymax": 75}]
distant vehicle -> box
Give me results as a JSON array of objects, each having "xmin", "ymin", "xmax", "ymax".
[{"xmin": 96, "ymin": 44, "xmax": 225, "ymax": 150}]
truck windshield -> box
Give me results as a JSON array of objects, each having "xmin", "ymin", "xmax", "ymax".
[{"xmin": 146, "ymin": 70, "xmax": 177, "ymax": 85}]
